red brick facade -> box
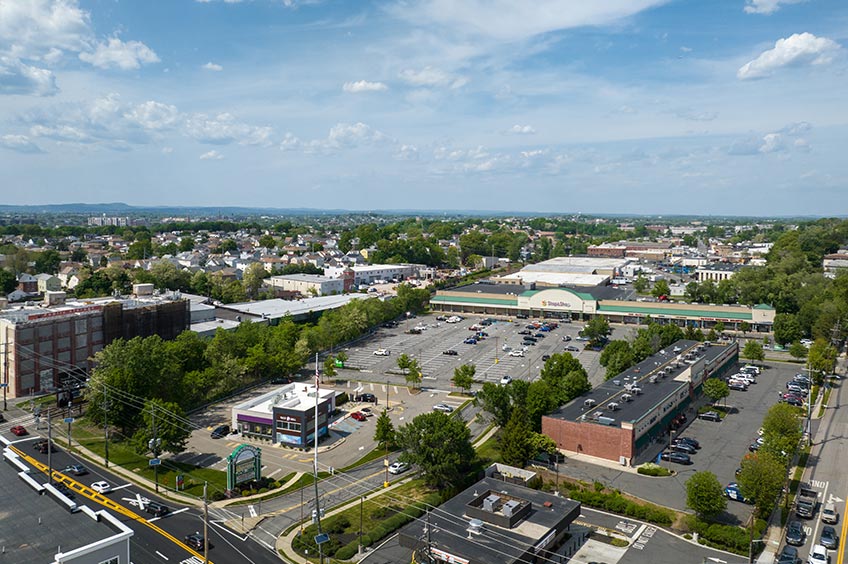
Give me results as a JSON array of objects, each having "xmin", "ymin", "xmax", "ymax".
[{"xmin": 542, "ymin": 417, "xmax": 634, "ymax": 464}]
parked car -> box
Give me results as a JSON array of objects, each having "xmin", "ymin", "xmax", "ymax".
[
  {"xmin": 820, "ymin": 525, "xmax": 839, "ymax": 550},
  {"xmin": 433, "ymin": 404, "xmax": 454, "ymax": 413},
  {"xmin": 698, "ymin": 411, "xmax": 721, "ymax": 422},
  {"xmin": 785, "ymin": 396, "xmax": 805, "ymax": 407},
  {"xmin": 562, "ymin": 335, "xmax": 572, "ymax": 342},
  {"xmin": 518, "ymin": 330, "xmax": 531, "ymax": 335},
  {"xmin": 670, "ymin": 442, "xmax": 696, "ymax": 455},
  {"xmin": 350, "ymin": 411, "xmax": 367, "ymax": 422},
  {"xmin": 388, "ymin": 461, "xmax": 409, "ymax": 475},
  {"xmin": 464, "ymin": 338, "xmax": 478, "ymax": 345},
  {"xmin": 373, "ymin": 348, "xmax": 390, "ymax": 356},
  {"xmin": 542, "ymin": 355, "xmax": 551, "ymax": 361},
  {"xmin": 61, "ymin": 464, "xmax": 88, "ymax": 476},
  {"xmin": 360, "ymin": 407, "xmax": 374, "ymax": 417},
  {"xmin": 442, "ymin": 350, "xmax": 458, "ymax": 356},
  {"xmin": 808, "ymin": 544, "xmax": 828, "ymax": 564},
  {"xmin": 508, "ymin": 350, "xmax": 524, "ymax": 357},
  {"xmin": 564, "ymin": 345, "xmax": 580, "ymax": 352},
  {"xmin": 822, "ymin": 502, "xmax": 839, "ymax": 524},
  {"xmin": 534, "ymin": 333, "xmax": 546, "ymax": 338},
  {"xmin": 500, "ymin": 375, "xmax": 512, "ymax": 385},
  {"xmin": 355, "ymin": 393, "xmax": 377, "ymax": 403},
  {"xmin": 211, "ymin": 425, "xmax": 230, "ymax": 439},
  {"xmin": 777, "ymin": 545, "xmax": 800, "ymax": 564},
  {"xmin": 786, "ymin": 520, "xmax": 806, "ymax": 546},
  {"xmin": 729, "ymin": 381, "xmax": 748, "ymax": 391},
  {"xmin": 672, "ymin": 437, "xmax": 700, "ymax": 449},
  {"xmin": 660, "ymin": 451, "xmax": 692, "ymax": 465},
  {"xmin": 10, "ymin": 425, "xmax": 27, "ymax": 436}
]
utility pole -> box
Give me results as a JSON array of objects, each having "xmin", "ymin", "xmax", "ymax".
[
  {"xmin": 384, "ymin": 381, "xmax": 389, "ymax": 488},
  {"xmin": 358, "ymin": 495, "xmax": 364, "ymax": 555},
  {"xmin": 2, "ymin": 338, "xmax": 8, "ymax": 411},
  {"xmin": 47, "ymin": 409, "xmax": 53, "ymax": 483},
  {"xmin": 203, "ymin": 481, "xmax": 209, "ymax": 564},
  {"xmin": 104, "ymin": 387, "xmax": 110, "ymax": 468},
  {"xmin": 149, "ymin": 405, "xmax": 160, "ymax": 493},
  {"xmin": 312, "ymin": 353, "xmax": 325, "ymax": 564}
]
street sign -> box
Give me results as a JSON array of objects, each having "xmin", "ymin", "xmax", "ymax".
[
  {"xmin": 149, "ymin": 458, "xmax": 161, "ymax": 466},
  {"xmin": 63, "ymin": 417, "xmax": 74, "ymax": 424},
  {"xmin": 0, "ymin": 383, "xmax": 7, "ymax": 388},
  {"xmin": 314, "ymin": 533, "xmax": 330, "ymax": 545}
]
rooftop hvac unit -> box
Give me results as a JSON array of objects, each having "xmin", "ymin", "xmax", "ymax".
[
  {"xmin": 483, "ymin": 494, "xmax": 501, "ymax": 513},
  {"xmin": 649, "ymin": 375, "xmax": 658, "ymax": 384},
  {"xmin": 607, "ymin": 402, "xmax": 619, "ymax": 411},
  {"xmin": 503, "ymin": 500, "xmax": 521, "ymax": 517},
  {"xmin": 467, "ymin": 518, "xmax": 484, "ymax": 536},
  {"xmin": 584, "ymin": 399, "xmax": 596, "ymax": 407},
  {"xmin": 621, "ymin": 393, "xmax": 632, "ymax": 402},
  {"xmin": 597, "ymin": 416, "xmax": 616, "ymax": 426},
  {"xmin": 630, "ymin": 386, "xmax": 642, "ymax": 395}
]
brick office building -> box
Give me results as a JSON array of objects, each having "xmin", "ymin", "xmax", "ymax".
[{"xmin": 542, "ymin": 340, "xmax": 738, "ymax": 466}]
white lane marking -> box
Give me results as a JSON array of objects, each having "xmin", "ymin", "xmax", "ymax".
[
  {"xmin": 248, "ymin": 505, "xmax": 257, "ymax": 518},
  {"xmin": 111, "ymin": 483, "xmax": 132, "ymax": 491},
  {"xmin": 155, "ymin": 550, "xmax": 169, "ymax": 560}
]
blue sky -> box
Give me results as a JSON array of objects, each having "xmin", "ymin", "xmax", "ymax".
[{"xmin": 0, "ymin": 0, "xmax": 845, "ymax": 215}]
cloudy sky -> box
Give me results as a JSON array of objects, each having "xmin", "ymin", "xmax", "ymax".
[{"xmin": 1, "ymin": 0, "xmax": 846, "ymax": 215}]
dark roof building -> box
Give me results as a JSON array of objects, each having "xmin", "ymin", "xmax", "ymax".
[
  {"xmin": 543, "ymin": 340, "xmax": 738, "ymax": 466},
  {"xmin": 398, "ymin": 473, "xmax": 581, "ymax": 564}
]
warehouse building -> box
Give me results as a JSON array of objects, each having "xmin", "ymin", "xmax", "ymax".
[
  {"xmin": 542, "ymin": 340, "xmax": 738, "ymax": 466},
  {"xmin": 265, "ymin": 273, "xmax": 347, "ymax": 296}
]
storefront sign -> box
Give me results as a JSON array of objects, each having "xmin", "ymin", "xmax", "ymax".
[{"xmin": 226, "ymin": 444, "xmax": 262, "ymax": 491}]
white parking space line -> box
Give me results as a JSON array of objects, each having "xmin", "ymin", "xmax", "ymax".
[
  {"xmin": 268, "ymin": 468, "xmax": 282, "ymax": 477},
  {"xmin": 111, "ymin": 483, "xmax": 132, "ymax": 492}
]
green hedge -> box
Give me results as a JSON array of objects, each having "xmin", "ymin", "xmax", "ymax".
[
  {"xmin": 567, "ymin": 488, "xmax": 673, "ymax": 525},
  {"xmin": 687, "ymin": 516, "xmax": 767, "ymax": 555},
  {"xmin": 637, "ymin": 464, "xmax": 672, "ymax": 477}
]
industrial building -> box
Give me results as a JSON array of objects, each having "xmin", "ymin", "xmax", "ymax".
[
  {"xmin": 398, "ymin": 467, "xmax": 581, "ymax": 564},
  {"xmin": 230, "ymin": 382, "xmax": 336, "ymax": 447},
  {"xmin": 265, "ymin": 273, "xmax": 347, "ymax": 296},
  {"xmin": 0, "ymin": 284, "xmax": 188, "ymax": 399},
  {"xmin": 323, "ymin": 263, "xmax": 420, "ymax": 286},
  {"xmin": 493, "ymin": 256, "xmax": 628, "ymax": 287},
  {"xmin": 542, "ymin": 340, "xmax": 738, "ymax": 466}
]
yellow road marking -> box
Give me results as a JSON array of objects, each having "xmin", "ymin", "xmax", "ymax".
[
  {"xmin": 10, "ymin": 445, "xmax": 213, "ymax": 563},
  {"xmin": 839, "ymin": 494, "xmax": 848, "ymax": 564}
]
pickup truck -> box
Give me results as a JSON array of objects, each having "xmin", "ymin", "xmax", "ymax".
[{"xmin": 796, "ymin": 483, "xmax": 818, "ymax": 518}]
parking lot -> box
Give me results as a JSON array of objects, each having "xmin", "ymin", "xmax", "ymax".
[
  {"xmin": 335, "ymin": 314, "xmax": 624, "ymax": 388},
  {"xmin": 649, "ymin": 361, "xmax": 803, "ymax": 523}
]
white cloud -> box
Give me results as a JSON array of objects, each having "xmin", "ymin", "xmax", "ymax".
[
  {"xmin": 30, "ymin": 124, "xmax": 92, "ymax": 143},
  {"xmin": 327, "ymin": 122, "xmax": 387, "ymax": 148},
  {"xmin": 202, "ymin": 62, "xmax": 223, "ymax": 71},
  {"xmin": 184, "ymin": 112, "xmax": 273, "ymax": 146},
  {"xmin": 673, "ymin": 108, "xmax": 718, "ymax": 122},
  {"xmin": 0, "ymin": 134, "xmax": 44, "ymax": 153},
  {"xmin": 393, "ymin": 0, "xmax": 671, "ymax": 42},
  {"xmin": 744, "ymin": 0, "xmax": 806, "ymax": 15},
  {"xmin": 162, "ymin": 146, "xmax": 174, "ymax": 154},
  {"xmin": 508, "ymin": 124, "xmax": 536, "ymax": 135},
  {"xmin": 737, "ymin": 32, "xmax": 841, "ymax": 80},
  {"xmin": 199, "ymin": 150, "xmax": 223, "ymax": 160},
  {"xmin": 0, "ymin": 0, "xmax": 91, "ymax": 57},
  {"xmin": 394, "ymin": 144, "xmax": 419, "ymax": 160},
  {"xmin": 342, "ymin": 80, "xmax": 388, "ymax": 93},
  {"xmin": 0, "ymin": 56, "xmax": 58, "ymax": 96},
  {"xmin": 124, "ymin": 101, "xmax": 180, "ymax": 130},
  {"xmin": 399, "ymin": 66, "xmax": 466, "ymax": 88},
  {"xmin": 727, "ymin": 123, "xmax": 813, "ymax": 156},
  {"xmin": 79, "ymin": 37, "xmax": 160, "ymax": 70}
]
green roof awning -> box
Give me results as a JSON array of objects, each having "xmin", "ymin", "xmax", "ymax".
[
  {"xmin": 430, "ymin": 295, "xmax": 518, "ymax": 306},
  {"xmin": 597, "ymin": 304, "xmax": 753, "ymax": 321}
]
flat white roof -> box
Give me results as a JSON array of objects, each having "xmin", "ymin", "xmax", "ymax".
[
  {"xmin": 234, "ymin": 383, "xmax": 335, "ymax": 415},
  {"xmin": 501, "ymin": 272, "xmax": 610, "ymax": 286},
  {"xmin": 269, "ymin": 274, "xmax": 337, "ymax": 283},
  {"xmin": 225, "ymin": 293, "xmax": 370, "ymax": 319},
  {"xmin": 521, "ymin": 256, "xmax": 629, "ymax": 272}
]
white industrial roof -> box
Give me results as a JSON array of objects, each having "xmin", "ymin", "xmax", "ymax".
[
  {"xmin": 225, "ymin": 293, "xmax": 370, "ymax": 319},
  {"xmin": 500, "ymin": 272, "xmax": 610, "ymax": 287},
  {"xmin": 521, "ymin": 256, "xmax": 629, "ymax": 272}
]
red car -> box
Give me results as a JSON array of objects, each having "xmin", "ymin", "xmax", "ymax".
[
  {"xmin": 350, "ymin": 411, "xmax": 367, "ymax": 422},
  {"xmin": 10, "ymin": 425, "xmax": 27, "ymax": 436}
]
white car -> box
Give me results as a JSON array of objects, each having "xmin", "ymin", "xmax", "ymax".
[
  {"xmin": 373, "ymin": 349, "xmax": 390, "ymax": 356},
  {"xmin": 508, "ymin": 350, "xmax": 524, "ymax": 357},
  {"xmin": 500, "ymin": 375, "xmax": 513, "ymax": 385},
  {"xmin": 433, "ymin": 404, "xmax": 454, "ymax": 413},
  {"xmin": 388, "ymin": 461, "xmax": 409, "ymax": 475},
  {"xmin": 91, "ymin": 481, "xmax": 112, "ymax": 494},
  {"xmin": 808, "ymin": 544, "xmax": 829, "ymax": 564}
]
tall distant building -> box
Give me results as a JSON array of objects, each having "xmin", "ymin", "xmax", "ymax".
[{"xmin": 87, "ymin": 215, "xmax": 130, "ymax": 227}]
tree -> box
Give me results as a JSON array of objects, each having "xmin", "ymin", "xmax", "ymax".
[
  {"xmin": 131, "ymin": 398, "xmax": 191, "ymax": 456},
  {"xmin": 323, "ymin": 356, "xmax": 337, "ymax": 381},
  {"xmin": 760, "ymin": 403, "xmax": 801, "ymax": 461},
  {"xmin": 396, "ymin": 412, "xmax": 475, "ymax": 489},
  {"xmin": 582, "ymin": 316, "xmax": 611, "ymax": 345},
  {"xmin": 773, "ymin": 313, "xmax": 802, "ymax": 345},
  {"xmin": 335, "ymin": 350, "xmax": 348, "ymax": 367},
  {"xmin": 684, "ymin": 281, "xmax": 700, "ymax": 303},
  {"xmin": 242, "ymin": 262, "xmax": 267, "ymax": 299},
  {"xmin": 540, "ymin": 353, "xmax": 591, "ymax": 404},
  {"xmin": 452, "ymin": 364, "xmax": 476, "ymax": 394},
  {"xmin": 714, "ymin": 321, "xmax": 725, "ymax": 334},
  {"xmin": 396, "ymin": 353, "xmax": 412, "ymax": 375},
  {"xmin": 405, "ymin": 358, "xmax": 422, "ymax": 389},
  {"xmin": 599, "ymin": 340, "xmax": 634, "ymax": 379},
  {"xmin": 788, "ymin": 341, "xmax": 808, "ymax": 360},
  {"xmin": 500, "ymin": 407, "xmax": 533, "ymax": 468},
  {"xmin": 739, "ymin": 321, "xmax": 751, "ymax": 336},
  {"xmin": 258, "ymin": 234, "xmax": 277, "ymax": 249},
  {"xmin": 651, "ymin": 279, "xmax": 671, "ymax": 299},
  {"xmin": 742, "ymin": 341, "xmax": 765, "ymax": 365},
  {"xmin": 702, "ymin": 378, "xmax": 730, "ymax": 407},
  {"xmin": 685, "ymin": 471, "xmax": 727, "ymax": 519},
  {"xmin": 474, "ymin": 382, "xmax": 513, "ymax": 427},
  {"xmin": 373, "ymin": 409, "xmax": 395, "ymax": 449},
  {"xmin": 736, "ymin": 451, "xmax": 786, "ymax": 518},
  {"xmin": 633, "ymin": 275, "xmax": 648, "ymax": 293},
  {"xmin": 0, "ymin": 268, "xmax": 15, "ymax": 295},
  {"xmin": 35, "ymin": 249, "xmax": 61, "ymax": 273},
  {"xmin": 808, "ymin": 339, "xmax": 837, "ymax": 382}
]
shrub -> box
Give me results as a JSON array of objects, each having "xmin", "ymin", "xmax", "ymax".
[
  {"xmin": 335, "ymin": 543, "xmax": 358, "ymax": 560},
  {"xmin": 637, "ymin": 463, "xmax": 672, "ymax": 477},
  {"xmin": 325, "ymin": 515, "xmax": 351, "ymax": 534},
  {"xmin": 610, "ymin": 538, "xmax": 629, "ymax": 547},
  {"xmin": 337, "ymin": 392, "xmax": 349, "ymax": 406}
]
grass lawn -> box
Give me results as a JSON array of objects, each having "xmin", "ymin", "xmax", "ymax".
[
  {"xmin": 71, "ymin": 422, "xmax": 227, "ymax": 498},
  {"xmin": 475, "ymin": 432, "xmax": 502, "ymax": 464}
]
